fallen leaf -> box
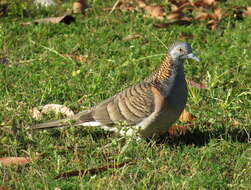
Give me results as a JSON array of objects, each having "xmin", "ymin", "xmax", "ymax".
[
  {"xmin": 167, "ymin": 0, "xmax": 192, "ymax": 22},
  {"xmin": 41, "ymin": 104, "xmax": 74, "ymax": 117},
  {"xmin": 243, "ymin": 7, "xmax": 251, "ymax": 16},
  {"xmin": 170, "ymin": 1, "xmax": 190, "ymax": 12},
  {"xmin": 188, "ymin": 80, "xmax": 207, "ymax": 89},
  {"xmin": 196, "ymin": 11, "xmax": 211, "ymax": 20},
  {"xmin": 231, "ymin": 119, "xmax": 240, "ymax": 127},
  {"xmin": 179, "ymin": 110, "xmax": 195, "ymax": 122},
  {"xmin": 203, "ymin": 0, "xmax": 216, "ymax": 6},
  {"xmin": 73, "ymin": 0, "xmax": 88, "ymax": 14},
  {"xmin": 123, "ymin": 33, "xmax": 143, "ymax": 41},
  {"xmin": 0, "ymin": 186, "xmax": 8, "ymax": 190},
  {"xmin": 0, "ymin": 157, "xmax": 37, "ymax": 166},
  {"xmin": 206, "ymin": 8, "xmax": 222, "ymax": 29},
  {"xmin": 22, "ymin": 15, "xmax": 75, "ymax": 25},
  {"xmin": 143, "ymin": 4, "xmax": 165, "ymax": 20},
  {"xmin": 55, "ymin": 161, "xmax": 134, "ymax": 179},
  {"xmin": 116, "ymin": 0, "xmax": 138, "ymax": 12},
  {"xmin": 169, "ymin": 0, "xmax": 188, "ymax": 8},
  {"xmin": 212, "ymin": 8, "xmax": 222, "ymax": 20},
  {"xmin": 31, "ymin": 104, "xmax": 74, "ymax": 120},
  {"xmin": 108, "ymin": 0, "xmax": 165, "ymax": 19},
  {"xmin": 196, "ymin": 8, "xmax": 221, "ymax": 21},
  {"xmin": 30, "ymin": 107, "xmax": 42, "ymax": 120},
  {"xmin": 167, "ymin": 11, "xmax": 185, "ymax": 21},
  {"xmin": 193, "ymin": 0, "xmax": 216, "ymax": 8},
  {"xmin": 167, "ymin": 125, "xmax": 190, "ymax": 136},
  {"xmin": 208, "ymin": 20, "xmax": 218, "ymax": 30},
  {"xmin": 137, "ymin": 0, "xmax": 146, "ymax": 8}
]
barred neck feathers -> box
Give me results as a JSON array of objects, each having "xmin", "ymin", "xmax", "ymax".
[
  {"xmin": 154, "ymin": 55, "xmax": 173, "ymax": 82},
  {"xmin": 146, "ymin": 55, "xmax": 182, "ymax": 84}
]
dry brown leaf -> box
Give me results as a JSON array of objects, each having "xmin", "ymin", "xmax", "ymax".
[
  {"xmin": 22, "ymin": 15, "xmax": 75, "ymax": 25},
  {"xmin": 188, "ymin": 80, "xmax": 207, "ymax": 89},
  {"xmin": 73, "ymin": 2, "xmax": 82, "ymax": 14},
  {"xmin": 169, "ymin": 0, "xmax": 189, "ymax": 8},
  {"xmin": 170, "ymin": 1, "xmax": 190, "ymax": 12},
  {"xmin": 73, "ymin": 0, "xmax": 88, "ymax": 14},
  {"xmin": 143, "ymin": 5, "xmax": 165, "ymax": 19},
  {"xmin": 123, "ymin": 33, "xmax": 143, "ymax": 41},
  {"xmin": 30, "ymin": 107, "xmax": 42, "ymax": 120},
  {"xmin": 55, "ymin": 161, "xmax": 134, "ymax": 179},
  {"xmin": 137, "ymin": 0, "xmax": 146, "ymax": 8},
  {"xmin": 203, "ymin": 0, "xmax": 216, "ymax": 5},
  {"xmin": 116, "ymin": 0, "xmax": 138, "ymax": 12},
  {"xmin": 196, "ymin": 11, "xmax": 210, "ymax": 20},
  {"xmin": 243, "ymin": 7, "xmax": 251, "ymax": 16},
  {"xmin": 167, "ymin": 11, "xmax": 185, "ymax": 20},
  {"xmin": 41, "ymin": 104, "xmax": 74, "ymax": 117},
  {"xmin": 31, "ymin": 104, "xmax": 74, "ymax": 120},
  {"xmin": 102, "ymin": 1, "xmax": 164, "ymax": 19},
  {"xmin": 0, "ymin": 157, "xmax": 37, "ymax": 166},
  {"xmin": 207, "ymin": 19, "xmax": 218, "ymax": 30},
  {"xmin": 231, "ymin": 119, "xmax": 240, "ymax": 127},
  {"xmin": 195, "ymin": 8, "xmax": 221, "ymax": 30},
  {"xmin": 212, "ymin": 8, "xmax": 222, "ymax": 20},
  {"xmin": 196, "ymin": 8, "xmax": 221, "ymax": 21},
  {"xmin": 0, "ymin": 186, "xmax": 8, "ymax": 190},
  {"xmin": 167, "ymin": 125, "xmax": 190, "ymax": 136},
  {"xmin": 167, "ymin": 0, "xmax": 192, "ymax": 22},
  {"xmin": 179, "ymin": 110, "xmax": 195, "ymax": 122},
  {"xmin": 193, "ymin": 0, "xmax": 216, "ymax": 8}
]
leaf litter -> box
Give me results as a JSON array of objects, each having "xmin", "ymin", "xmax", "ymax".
[{"xmin": 31, "ymin": 104, "xmax": 74, "ymax": 120}]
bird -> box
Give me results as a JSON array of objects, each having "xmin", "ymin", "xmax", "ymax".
[{"xmin": 31, "ymin": 42, "xmax": 199, "ymax": 139}]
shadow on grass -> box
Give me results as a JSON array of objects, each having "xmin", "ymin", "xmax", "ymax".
[
  {"xmin": 30, "ymin": 124, "xmax": 250, "ymax": 147},
  {"xmin": 158, "ymin": 127, "xmax": 251, "ymax": 147},
  {"xmin": 72, "ymin": 125, "xmax": 251, "ymax": 147}
]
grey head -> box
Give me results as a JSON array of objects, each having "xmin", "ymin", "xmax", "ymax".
[{"xmin": 168, "ymin": 42, "xmax": 199, "ymax": 62}]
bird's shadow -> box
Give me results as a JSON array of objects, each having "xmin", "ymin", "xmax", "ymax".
[
  {"xmin": 72, "ymin": 126, "xmax": 250, "ymax": 147},
  {"xmin": 156, "ymin": 127, "xmax": 250, "ymax": 147}
]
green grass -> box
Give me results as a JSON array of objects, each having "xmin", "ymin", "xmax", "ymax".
[{"xmin": 0, "ymin": 0, "xmax": 251, "ymax": 189}]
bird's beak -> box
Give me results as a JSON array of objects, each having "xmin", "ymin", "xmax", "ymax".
[{"xmin": 186, "ymin": 53, "xmax": 200, "ymax": 62}]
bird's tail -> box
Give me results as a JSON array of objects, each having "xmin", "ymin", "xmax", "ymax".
[{"xmin": 31, "ymin": 110, "xmax": 93, "ymax": 130}]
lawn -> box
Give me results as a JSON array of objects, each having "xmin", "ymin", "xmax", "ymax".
[{"xmin": 0, "ymin": 0, "xmax": 250, "ymax": 189}]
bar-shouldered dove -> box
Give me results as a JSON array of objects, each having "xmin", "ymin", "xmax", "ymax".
[{"xmin": 32, "ymin": 42, "xmax": 199, "ymax": 138}]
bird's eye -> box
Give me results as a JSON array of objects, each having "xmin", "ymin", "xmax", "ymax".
[{"xmin": 179, "ymin": 48, "xmax": 183, "ymax": 52}]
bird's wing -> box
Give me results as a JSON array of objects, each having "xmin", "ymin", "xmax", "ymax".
[
  {"xmin": 31, "ymin": 82, "xmax": 164, "ymax": 130},
  {"xmin": 78, "ymin": 82, "xmax": 158, "ymax": 126}
]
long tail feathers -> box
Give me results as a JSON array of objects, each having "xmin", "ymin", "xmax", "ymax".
[{"xmin": 31, "ymin": 110, "xmax": 93, "ymax": 130}]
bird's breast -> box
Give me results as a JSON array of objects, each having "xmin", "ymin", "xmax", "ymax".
[{"xmin": 138, "ymin": 73, "xmax": 187, "ymax": 138}]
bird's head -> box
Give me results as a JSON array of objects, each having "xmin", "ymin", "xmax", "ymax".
[{"xmin": 168, "ymin": 42, "xmax": 199, "ymax": 62}]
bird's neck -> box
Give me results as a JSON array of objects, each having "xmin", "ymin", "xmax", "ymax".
[{"xmin": 146, "ymin": 55, "xmax": 183, "ymax": 84}]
